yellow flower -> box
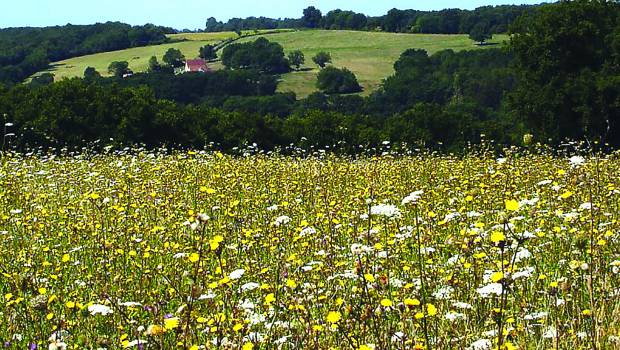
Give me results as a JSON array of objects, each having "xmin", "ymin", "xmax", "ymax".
[
  {"xmin": 65, "ymin": 301, "xmax": 76, "ymax": 309},
  {"xmin": 490, "ymin": 231, "xmax": 506, "ymax": 244},
  {"xmin": 505, "ymin": 199, "xmax": 520, "ymax": 212},
  {"xmin": 164, "ymin": 317, "xmax": 179, "ymax": 330},
  {"xmin": 364, "ymin": 274, "xmax": 375, "ymax": 283},
  {"xmin": 286, "ymin": 279, "xmax": 297, "ymax": 289},
  {"xmin": 404, "ymin": 298, "xmax": 421, "ymax": 306},
  {"xmin": 491, "ymin": 272, "xmax": 504, "ymax": 282},
  {"xmin": 188, "ymin": 253, "xmax": 200, "ymax": 263},
  {"xmin": 264, "ymin": 293, "xmax": 276, "ymax": 305},
  {"xmin": 326, "ymin": 311, "xmax": 342, "ymax": 324},
  {"xmin": 145, "ymin": 324, "xmax": 165, "ymax": 336},
  {"xmin": 380, "ymin": 299, "xmax": 393, "ymax": 307},
  {"xmin": 560, "ymin": 191, "xmax": 574, "ymax": 199},
  {"xmin": 426, "ymin": 303, "xmax": 437, "ymax": 316},
  {"xmin": 242, "ymin": 342, "xmax": 254, "ymax": 350},
  {"xmin": 582, "ymin": 309, "xmax": 592, "ymax": 316}
]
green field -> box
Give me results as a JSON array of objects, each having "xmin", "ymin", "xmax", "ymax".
[
  {"xmin": 34, "ymin": 32, "xmax": 234, "ymax": 80},
  {"xmin": 35, "ymin": 30, "xmax": 507, "ymax": 97},
  {"xmin": 238, "ymin": 30, "xmax": 508, "ymax": 97}
]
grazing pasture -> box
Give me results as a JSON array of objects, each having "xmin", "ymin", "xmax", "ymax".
[
  {"xmin": 33, "ymin": 30, "xmax": 506, "ymax": 97},
  {"xmin": 237, "ymin": 30, "xmax": 508, "ymax": 97},
  {"xmin": 1, "ymin": 149, "xmax": 619, "ymax": 349}
]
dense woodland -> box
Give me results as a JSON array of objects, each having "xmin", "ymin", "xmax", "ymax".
[
  {"xmin": 1, "ymin": 0, "xmax": 619, "ymax": 152},
  {"xmin": 0, "ymin": 22, "xmax": 174, "ymax": 85},
  {"xmin": 204, "ymin": 5, "xmax": 538, "ymax": 34}
]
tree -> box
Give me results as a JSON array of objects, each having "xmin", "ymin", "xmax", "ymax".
[
  {"xmin": 108, "ymin": 61, "xmax": 130, "ymax": 77},
  {"xmin": 509, "ymin": 0, "xmax": 620, "ymax": 144},
  {"xmin": 148, "ymin": 56, "xmax": 161, "ymax": 72},
  {"xmin": 199, "ymin": 44, "xmax": 217, "ymax": 60},
  {"xmin": 163, "ymin": 48, "xmax": 185, "ymax": 68},
  {"xmin": 316, "ymin": 66, "xmax": 362, "ymax": 94},
  {"xmin": 205, "ymin": 17, "xmax": 223, "ymax": 32},
  {"xmin": 312, "ymin": 52, "xmax": 332, "ymax": 69},
  {"xmin": 287, "ymin": 50, "xmax": 305, "ymax": 70},
  {"xmin": 30, "ymin": 73, "xmax": 54, "ymax": 86},
  {"xmin": 469, "ymin": 22, "xmax": 492, "ymax": 44},
  {"xmin": 83, "ymin": 67, "xmax": 101, "ymax": 80},
  {"xmin": 303, "ymin": 6, "xmax": 323, "ymax": 28},
  {"xmin": 221, "ymin": 38, "xmax": 290, "ymax": 74}
]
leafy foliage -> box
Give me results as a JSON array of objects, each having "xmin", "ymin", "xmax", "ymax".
[
  {"xmin": 509, "ymin": 0, "xmax": 620, "ymax": 144},
  {"xmin": 469, "ymin": 22, "xmax": 492, "ymax": 44},
  {"xmin": 199, "ymin": 44, "xmax": 217, "ymax": 60},
  {"xmin": 312, "ymin": 52, "xmax": 332, "ymax": 69},
  {"xmin": 162, "ymin": 48, "xmax": 185, "ymax": 68},
  {"xmin": 107, "ymin": 61, "xmax": 130, "ymax": 77},
  {"xmin": 221, "ymin": 37, "xmax": 290, "ymax": 74},
  {"xmin": 287, "ymin": 50, "xmax": 305, "ymax": 70},
  {"xmin": 316, "ymin": 67, "xmax": 362, "ymax": 94},
  {"xmin": 302, "ymin": 6, "xmax": 323, "ymax": 29}
]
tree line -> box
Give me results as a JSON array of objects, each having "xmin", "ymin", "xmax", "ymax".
[
  {"xmin": 204, "ymin": 5, "xmax": 538, "ymax": 35},
  {"xmin": 1, "ymin": 0, "xmax": 619, "ymax": 152}
]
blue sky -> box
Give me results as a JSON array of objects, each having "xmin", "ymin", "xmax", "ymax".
[{"xmin": 2, "ymin": 0, "xmax": 543, "ymax": 29}]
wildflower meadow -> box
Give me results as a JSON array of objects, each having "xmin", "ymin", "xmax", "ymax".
[{"xmin": 1, "ymin": 148, "xmax": 620, "ymax": 349}]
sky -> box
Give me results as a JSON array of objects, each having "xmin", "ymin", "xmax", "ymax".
[{"xmin": 1, "ymin": 0, "xmax": 543, "ymax": 29}]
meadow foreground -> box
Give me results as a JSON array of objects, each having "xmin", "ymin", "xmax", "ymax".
[{"xmin": 1, "ymin": 150, "xmax": 619, "ymax": 349}]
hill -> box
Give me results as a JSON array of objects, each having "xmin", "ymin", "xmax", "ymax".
[
  {"xmin": 237, "ymin": 30, "xmax": 508, "ymax": 97},
  {"xmin": 34, "ymin": 30, "xmax": 507, "ymax": 97},
  {"xmin": 32, "ymin": 32, "xmax": 237, "ymax": 80}
]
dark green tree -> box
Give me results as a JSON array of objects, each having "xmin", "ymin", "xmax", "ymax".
[
  {"xmin": 312, "ymin": 51, "xmax": 332, "ymax": 69},
  {"xmin": 199, "ymin": 44, "xmax": 217, "ymax": 60},
  {"xmin": 163, "ymin": 48, "xmax": 186, "ymax": 68},
  {"xmin": 509, "ymin": 0, "xmax": 620, "ymax": 144},
  {"xmin": 83, "ymin": 67, "xmax": 101, "ymax": 80},
  {"xmin": 148, "ymin": 56, "xmax": 161, "ymax": 72},
  {"xmin": 107, "ymin": 61, "xmax": 130, "ymax": 77},
  {"xmin": 303, "ymin": 6, "xmax": 323, "ymax": 28},
  {"xmin": 221, "ymin": 38, "xmax": 290, "ymax": 73},
  {"xmin": 287, "ymin": 50, "xmax": 305, "ymax": 70},
  {"xmin": 30, "ymin": 73, "xmax": 54, "ymax": 86},
  {"xmin": 316, "ymin": 66, "xmax": 362, "ymax": 94},
  {"xmin": 469, "ymin": 22, "xmax": 492, "ymax": 44}
]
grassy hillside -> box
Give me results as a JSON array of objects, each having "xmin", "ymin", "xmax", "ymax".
[
  {"xmin": 35, "ymin": 30, "xmax": 507, "ymax": 97},
  {"xmin": 34, "ymin": 32, "xmax": 238, "ymax": 80},
  {"xmin": 237, "ymin": 30, "xmax": 508, "ymax": 97}
]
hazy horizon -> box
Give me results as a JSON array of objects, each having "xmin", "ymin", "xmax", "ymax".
[{"xmin": 1, "ymin": 0, "xmax": 544, "ymax": 29}]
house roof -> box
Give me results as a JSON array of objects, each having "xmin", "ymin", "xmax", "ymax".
[{"xmin": 186, "ymin": 59, "xmax": 209, "ymax": 72}]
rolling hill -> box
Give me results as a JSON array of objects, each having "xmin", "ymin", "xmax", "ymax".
[
  {"xmin": 34, "ymin": 30, "xmax": 508, "ymax": 98},
  {"xmin": 237, "ymin": 30, "xmax": 508, "ymax": 97}
]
